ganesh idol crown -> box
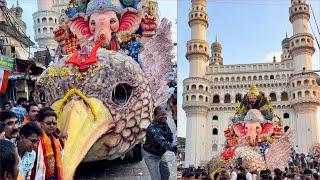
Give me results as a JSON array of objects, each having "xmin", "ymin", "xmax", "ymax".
[{"xmin": 36, "ymin": 0, "xmax": 174, "ymax": 179}]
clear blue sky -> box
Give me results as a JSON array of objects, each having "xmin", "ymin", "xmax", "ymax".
[
  {"xmin": 7, "ymin": 0, "xmax": 177, "ymax": 53},
  {"xmin": 177, "ymin": 0, "xmax": 320, "ymax": 137}
]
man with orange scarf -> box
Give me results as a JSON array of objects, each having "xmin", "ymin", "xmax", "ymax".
[{"xmin": 31, "ymin": 110, "xmax": 63, "ymax": 180}]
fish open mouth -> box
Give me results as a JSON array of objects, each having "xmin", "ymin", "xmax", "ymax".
[{"xmin": 51, "ymin": 92, "xmax": 114, "ymax": 179}]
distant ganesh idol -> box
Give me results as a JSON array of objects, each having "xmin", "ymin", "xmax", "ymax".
[
  {"xmin": 208, "ymin": 85, "xmax": 294, "ymax": 175},
  {"xmin": 36, "ymin": 0, "xmax": 174, "ymax": 179}
]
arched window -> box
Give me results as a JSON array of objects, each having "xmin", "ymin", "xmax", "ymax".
[
  {"xmin": 212, "ymin": 128, "xmax": 218, "ymax": 135},
  {"xmin": 212, "ymin": 116, "xmax": 218, "ymax": 120},
  {"xmin": 235, "ymin": 94, "xmax": 242, "ymax": 102},
  {"xmin": 191, "ymin": 95, "xmax": 196, "ymax": 101},
  {"xmin": 297, "ymin": 81, "xmax": 301, "ymax": 86},
  {"xmin": 305, "ymin": 90, "xmax": 310, "ymax": 97},
  {"xmin": 270, "ymin": 92, "xmax": 277, "ymax": 101},
  {"xmin": 49, "ymin": 27, "xmax": 54, "ymax": 32},
  {"xmin": 214, "ymin": 78, "xmax": 218, "ymax": 82},
  {"xmin": 224, "ymin": 94, "xmax": 231, "ymax": 103},
  {"xmin": 191, "ymin": 84, "xmax": 196, "ymax": 90},
  {"xmin": 220, "ymin": 77, "xmax": 224, "ymax": 82},
  {"xmin": 270, "ymin": 75, "xmax": 275, "ymax": 79},
  {"xmin": 276, "ymin": 75, "xmax": 280, "ymax": 79},
  {"xmin": 237, "ymin": 77, "xmax": 240, "ymax": 81},
  {"xmin": 37, "ymin": 18, "xmax": 40, "ymax": 23},
  {"xmin": 253, "ymin": 76, "xmax": 257, "ymax": 80},
  {"xmin": 212, "ymin": 144, "xmax": 218, "ymax": 151},
  {"xmin": 284, "ymin": 113, "xmax": 289, "ymax": 119},
  {"xmin": 298, "ymin": 91, "xmax": 302, "ymax": 98},
  {"xmin": 43, "ymin": 27, "xmax": 47, "ymax": 33},
  {"xmin": 49, "ymin": 17, "xmax": 53, "ymax": 22},
  {"xmin": 186, "ymin": 86, "xmax": 189, "ymax": 91},
  {"xmin": 213, "ymin": 95, "xmax": 220, "ymax": 103},
  {"xmin": 199, "ymin": 85, "xmax": 204, "ymax": 91},
  {"xmin": 259, "ymin": 76, "xmax": 262, "ymax": 80},
  {"xmin": 281, "ymin": 92, "xmax": 289, "ymax": 101},
  {"xmin": 199, "ymin": 95, "xmax": 204, "ymax": 101},
  {"xmin": 205, "ymin": 96, "xmax": 208, "ymax": 102},
  {"xmin": 42, "ymin": 17, "xmax": 47, "ymax": 23},
  {"xmin": 205, "ymin": 87, "xmax": 208, "ymax": 91},
  {"xmin": 186, "ymin": 95, "xmax": 189, "ymax": 101},
  {"xmin": 242, "ymin": 76, "xmax": 246, "ymax": 81},
  {"xmin": 264, "ymin": 75, "xmax": 269, "ymax": 80},
  {"xmin": 293, "ymin": 93, "xmax": 296, "ymax": 99},
  {"xmin": 292, "ymin": 82, "xmax": 295, "ymax": 87},
  {"xmin": 304, "ymin": 79, "xmax": 309, "ymax": 85}
]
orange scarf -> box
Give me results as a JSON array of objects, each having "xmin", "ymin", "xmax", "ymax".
[{"xmin": 40, "ymin": 132, "xmax": 63, "ymax": 180}]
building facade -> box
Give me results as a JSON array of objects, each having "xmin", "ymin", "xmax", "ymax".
[{"xmin": 183, "ymin": 0, "xmax": 320, "ymax": 167}]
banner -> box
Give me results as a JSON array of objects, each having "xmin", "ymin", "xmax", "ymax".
[
  {"xmin": 0, "ymin": 69, "xmax": 9, "ymax": 93},
  {"xmin": 0, "ymin": 54, "xmax": 14, "ymax": 71}
]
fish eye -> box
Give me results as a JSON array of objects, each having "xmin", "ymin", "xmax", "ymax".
[{"xmin": 112, "ymin": 83, "xmax": 133, "ymax": 106}]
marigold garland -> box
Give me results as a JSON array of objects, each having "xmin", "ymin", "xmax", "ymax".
[{"xmin": 56, "ymin": 88, "xmax": 97, "ymax": 120}]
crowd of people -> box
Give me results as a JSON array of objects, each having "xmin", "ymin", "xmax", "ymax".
[
  {"xmin": 178, "ymin": 152, "xmax": 320, "ymax": 179},
  {"xmin": 0, "ymin": 97, "xmax": 65, "ymax": 180}
]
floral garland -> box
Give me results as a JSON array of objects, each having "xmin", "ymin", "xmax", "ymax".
[{"xmin": 55, "ymin": 88, "xmax": 97, "ymax": 120}]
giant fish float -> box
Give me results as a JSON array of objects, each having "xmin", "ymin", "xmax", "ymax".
[{"xmin": 35, "ymin": 0, "xmax": 174, "ymax": 178}]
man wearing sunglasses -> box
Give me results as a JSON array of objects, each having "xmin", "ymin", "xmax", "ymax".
[
  {"xmin": 17, "ymin": 122, "xmax": 42, "ymax": 180},
  {"xmin": 0, "ymin": 110, "xmax": 20, "ymax": 144},
  {"xmin": 31, "ymin": 110, "xmax": 63, "ymax": 180}
]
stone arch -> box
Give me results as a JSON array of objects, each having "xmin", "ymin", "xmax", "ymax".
[
  {"xmin": 281, "ymin": 92, "xmax": 289, "ymax": 101},
  {"xmin": 42, "ymin": 17, "xmax": 47, "ymax": 23},
  {"xmin": 212, "ymin": 116, "xmax": 218, "ymax": 120},
  {"xmin": 220, "ymin": 77, "xmax": 224, "ymax": 82},
  {"xmin": 199, "ymin": 85, "xmax": 204, "ymax": 91},
  {"xmin": 43, "ymin": 27, "xmax": 47, "ymax": 33},
  {"xmin": 312, "ymin": 79, "xmax": 316, "ymax": 85},
  {"xmin": 214, "ymin": 77, "xmax": 218, "ymax": 82},
  {"xmin": 186, "ymin": 85, "xmax": 189, "ymax": 91},
  {"xmin": 224, "ymin": 94, "xmax": 231, "ymax": 103},
  {"xmin": 242, "ymin": 76, "xmax": 246, "ymax": 81},
  {"xmin": 212, "ymin": 144, "xmax": 218, "ymax": 151},
  {"xmin": 191, "ymin": 84, "xmax": 196, "ymax": 90},
  {"xmin": 49, "ymin": 17, "xmax": 53, "ymax": 22},
  {"xmin": 231, "ymin": 77, "xmax": 235, "ymax": 81},
  {"xmin": 248, "ymin": 76, "xmax": 252, "ymax": 81},
  {"xmin": 304, "ymin": 79, "xmax": 309, "ymax": 85},
  {"xmin": 259, "ymin": 75, "xmax": 262, "ymax": 80},
  {"xmin": 199, "ymin": 95, "xmax": 204, "ymax": 101},
  {"xmin": 205, "ymin": 96, "xmax": 208, "ymax": 102},
  {"xmin": 269, "ymin": 92, "xmax": 277, "ymax": 101},
  {"xmin": 226, "ymin": 77, "xmax": 229, "ymax": 82},
  {"xmin": 212, "ymin": 128, "xmax": 218, "ymax": 135},
  {"xmin": 38, "ymin": 28, "xmax": 40, "ymax": 33},
  {"xmin": 186, "ymin": 95, "xmax": 189, "ymax": 101},
  {"xmin": 313, "ymin": 91, "xmax": 317, "ymax": 97},
  {"xmin": 282, "ymin": 74, "xmax": 286, "ymax": 79},
  {"xmin": 284, "ymin": 113, "xmax": 289, "ymax": 119},
  {"xmin": 298, "ymin": 91, "xmax": 302, "ymax": 98},
  {"xmin": 191, "ymin": 95, "xmax": 196, "ymax": 101},
  {"xmin": 37, "ymin": 18, "xmax": 40, "ymax": 23},
  {"xmin": 49, "ymin": 27, "xmax": 54, "ymax": 32},
  {"xmin": 292, "ymin": 82, "xmax": 295, "ymax": 87},
  {"xmin": 305, "ymin": 90, "xmax": 310, "ymax": 97},
  {"xmin": 205, "ymin": 86, "xmax": 208, "ymax": 91},
  {"xmin": 276, "ymin": 74, "xmax": 280, "ymax": 79},
  {"xmin": 213, "ymin": 95, "xmax": 220, "ymax": 103},
  {"xmin": 237, "ymin": 77, "xmax": 240, "ymax": 81},
  {"xmin": 264, "ymin": 75, "xmax": 269, "ymax": 80},
  {"xmin": 293, "ymin": 93, "xmax": 296, "ymax": 99},
  {"xmin": 297, "ymin": 80, "xmax": 301, "ymax": 86},
  {"xmin": 270, "ymin": 75, "xmax": 275, "ymax": 79}
]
